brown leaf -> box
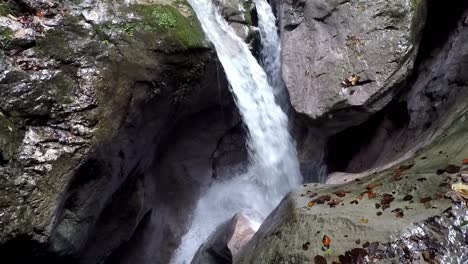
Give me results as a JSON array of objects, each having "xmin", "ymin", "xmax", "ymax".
[
  {"xmin": 314, "ymin": 195, "xmax": 332, "ymax": 204},
  {"xmin": 367, "ymin": 191, "xmax": 377, "ymax": 199},
  {"xmin": 463, "ymin": 158, "xmax": 468, "ymax": 165},
  {"xmin": 381, "ymin": 194, "xmax": 394, "ymax": 205},
  {"xmin": 393, "ymin": 168, "xmax": 402, "ymax": 181},
  {"xmin": 420, "ymin": 197, "xmax": 432, "ymax": 203},
  {"xmin": 307, "ymin": 201, "xmax": 316, "ymax": 208},
  {"xmin": 328, "ymin": 198, "xmax": 342, "ymax": 208},
  {"xmin": 392, "ymin": 208, "xmax": 404, "ymax": 218},
  {"xmin": 334, "ymin": 189, "xmax": 349, "ymax": 197},
  {"xmin": 36, "ymin": 10, "xmax": 44, "ymax": 18},
  {"xmin": 322, "ymin": 235, "xmax": 331, "ymax": 247},
  {"xmin": 445, "ymin": 164, "xmax": 461, "ymax": 174}
]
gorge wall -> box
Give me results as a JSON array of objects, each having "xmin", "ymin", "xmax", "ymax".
[{"xmin": 0, "ymin": 0, "xmax": 467, "ymax": 263}]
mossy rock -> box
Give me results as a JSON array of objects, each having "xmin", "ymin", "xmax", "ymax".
[{"xmin": 129, "ymin": 4, "xmax": 206, "ymax": 50}]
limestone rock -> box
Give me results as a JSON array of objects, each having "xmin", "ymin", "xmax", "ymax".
[
  {"xmin": 191, "ymin": 214, "xmax": 255, "ymax": 264},
  {"xmin": 278, "ymin": 0, "xmax": 427, "ymax": 130}
]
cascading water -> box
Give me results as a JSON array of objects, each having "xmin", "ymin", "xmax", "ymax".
[{"xmin": 170, "ymin": 0, "xmax": 302, "ymax": 263}]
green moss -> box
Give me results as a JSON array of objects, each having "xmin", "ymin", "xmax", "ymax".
[
  {"xmin": 131, "ymin": 4, "xmax": 205, "ymax": 49},
  {"xmin": 0, "ymin": 27, "xmax": 13, "ymax": 49},
  {"xmin": 0, "ymin": 4, "xmax": 12, "ymax": 16},
  {"xmin": 243, "ymin": 1, "xmax": 253, "ymax": 26}
]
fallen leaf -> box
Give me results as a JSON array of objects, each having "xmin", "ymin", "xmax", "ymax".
[
  {"xmin": 307, "ymin": 201, "xmax": 316, "ymax": 208},
  {"xmin": 36, "ymin": 10, "xmax": 44, "ymax": 18},
  {"xmin": 303, "ymin": 242, "xmax": 310, "ymax": 251},
  {"xmin": 350, "ymin": 200, "xmax": 359, "ymax": 205},
  {"xmin": 438, "ymin": 164, "xmax": 461, "ymax": 175},
  {"xmin": 356, "ymin": 195, "xmax": 364, "ymax": 201},
  {"xmin": 445, "ymin": 164, "xmax": 461, "ymax": 174},
  {"xmin": 445, "ymin": 190, "xmax": 464, "ymax": 203},
  {"xmin": 334, "ymin": 189, "xmax": 349, "ymax": 197},
  {"xmin": 314, "ymin": 195, "xmax": 332, "ymax": 204},
  {"xmin": 392, "ymin": 208, "xmax": 404, "ymax": 218},
  {"xmin": 452, "ymin": 183, "xmax": 468, "ymax": 199},
  {"xmin": 463, "ymin": 158, "xmax": 468, "ymax": 165},
  {"xmin": 328, "ymin": 198, "xmax": 342, "ymax": 208},
  {"xmin": 359, "ymin": 218, "xmax": 369, "ymax": 224},
  {"xmin": 393, "ymin": 168, "xmax": 402, "ymax": 181},
  {"xmin": 420, "ymin": 197, "xmax": 432, "ymax": 203},
  {"xmin": 367, "ymin": 191, "xmax": 377, "ymax": 199},
  {"xmin": 381, "ymin": 194, "xmax": 394, "ymax": 205},
  {"xmin": 322, "ymin": 235, "xmax": 331, "ymax": 247}
]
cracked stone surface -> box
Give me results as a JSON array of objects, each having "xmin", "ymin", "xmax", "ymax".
[{"xmin": 277, "ymin": 0, "xmax": 427, "ymax": 131}]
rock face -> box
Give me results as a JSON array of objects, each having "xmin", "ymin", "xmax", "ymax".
[
  {"xmin": 0, "ymin": 0, "xmax": 247, "ymax": 263},
  {"xmin": 236, "ymin": 115, "xmax": 468, "ymax": 263},
  {"xmin": 237, "ymin": 6, "xmax": 468, "ymax": 263},
  {"xmin": 191, "ymin": 214, "xmax": 255, "ymax": 264},
  {"xmin": 277, "ymin": 0, "xmax": 426, "ymax": 130}
]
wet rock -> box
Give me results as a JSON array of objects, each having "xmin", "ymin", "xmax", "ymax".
[
  {"xmin": 235, "ymin": 111, "xmax": 468, "ymax": 263},
  {"xmin": 0, "ymin": 0, "xmax": 241, "ymax": 263},
  {"xmin": 191, "ymin": 214, "xmax": 255, "ymax": 264}
]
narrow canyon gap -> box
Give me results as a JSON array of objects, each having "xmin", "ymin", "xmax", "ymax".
[{"xmin": 171, "ymin": 0, "xmax": 302, "ymax": 262}]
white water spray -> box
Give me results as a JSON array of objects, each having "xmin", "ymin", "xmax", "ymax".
[{"xmin": 171, "ymin": 1, "xmax": 302, "ymax": 263}]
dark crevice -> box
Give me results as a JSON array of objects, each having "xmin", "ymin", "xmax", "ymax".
[
  {"xmin": 414, "ymin": 0, "xmax": 468, "ymax": 64},
  {"xmin": 326, "ymin": 101, "xmax": 409, "ymax": 173},
  {"xmin": 325, "ymin": 1, "xmax": 468, "ymax": 174}
]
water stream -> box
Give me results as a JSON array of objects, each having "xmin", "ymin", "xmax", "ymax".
[{"xmin": 170, "ymin": 1, "xmax": 302, "ymax": 263}]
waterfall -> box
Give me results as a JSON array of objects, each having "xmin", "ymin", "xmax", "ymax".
[{"xmin": 170, "ymin": 0, "xmax": 302, "ymax": 263}]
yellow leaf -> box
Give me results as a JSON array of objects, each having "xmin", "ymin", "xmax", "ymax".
[
  {"xmin": 452, "ymin": 183, "xmax": 468, "ymax": 199},
  {"xmin": 359, "ymin": 218, "xmax": 369, "ymax": 224}
]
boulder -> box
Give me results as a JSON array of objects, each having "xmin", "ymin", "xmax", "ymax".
[
  {"xmin": 236, "ymin": 114, "xmax": 468, "ymax": 263},
  {"xmin": 277, "ymin": 0, "xmax": 427, "ymax": 131},
  {"xmin": 191, "ymin": 214, "xmax": 255, "ymax": 264}
]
